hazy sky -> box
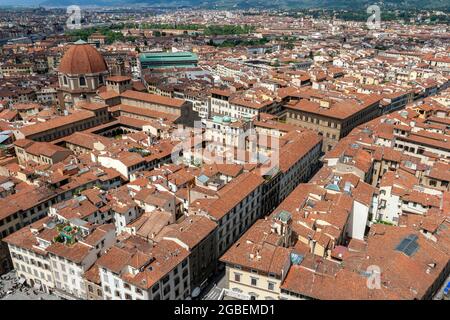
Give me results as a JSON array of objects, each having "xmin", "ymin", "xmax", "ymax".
[{"xmin": 1, "ymin": 0, "xmax": 42, "ymax": 5}]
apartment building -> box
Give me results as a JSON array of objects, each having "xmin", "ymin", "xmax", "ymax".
[
  {"xmin": 276, "ymin": 131, "xmax": 323, "ymax": 201},
  {"xmin": 0, "ymin": 162, "xmax": 122, "ymax": 275},
  {"xmin": 97, "ymin": 236, "xmax": 191, "ymax": 300},
  {"xmin": 393, "ymin": 131, "xmax": 450, "ymax": 162},
  {"xmin": 16, "ymin": 104, "xmax": 109, "ymax": 142},
  {"xmin": 84, "ymin": 264, "xmax": 103, "ymax": 300},
  {"xmin": 284, "ymin": 89, "xmax": 381, "ymax": 152},
  {"xmin": 190, "ymin": 171, "xmax": 265, "ymax": 258},
  {"xmin": 4, "ymin": 217, "xmax": 55, "ymax": 293},
  {"xmin": 155, "ymin": 215, "xmax": 218, "ymax": 291},
  {"xmin": 3, "ymin": 216, "xmax": 116, "ymax": 299},
  {"xmin": 204, "ymin": 115, "xmax": 252, "ymax": 150},
  {"xmin": 14, "ymin": 139, "xmax": 73, "ymax": 166},
  {"xmin": 210, "ymin": 88, "xmax": 280, "ymax": 120},
  {"xmin": 0, "ymin": 188, "xmax": 59, "ymax": 274},
  {"xmin": 0, "ymin": 63, "xmax": 33, "ymax": 77},
  {"xmin": 96, "ymin": 151, "xmax": 147, "ymax": 181},
  {"xmin": 220, "ymin": 213, "xmax": 293, "ymax": 300},
  {"xmin": 47, "ymin": 223, "xmax": 115, "ymax": 299},
  {"xmin": 421, "ymin": 162, "xmax": 450, "ymax": 191},
  {"xmin": 60, "ymin": 132, "xmax": 113, "ymax": 155}
]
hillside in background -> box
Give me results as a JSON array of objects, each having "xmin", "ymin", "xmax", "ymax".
[{"xmin": 2, "ymin": 0, "xmax": 448, "ymax": 10}]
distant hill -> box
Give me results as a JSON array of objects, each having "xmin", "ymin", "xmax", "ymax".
[{"xmin": 4, "ymin": 0, "xmax": 449, "ymax": 10}]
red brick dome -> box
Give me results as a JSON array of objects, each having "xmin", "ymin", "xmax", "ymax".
[{"xmin": 58, "ymin": 40, "xmax": 108, "ymax": 75}]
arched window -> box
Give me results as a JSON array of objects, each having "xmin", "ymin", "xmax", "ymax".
[
  {"xmin": 79, "ymin": 76, "xmax": 86, "ymax": 87},
  {"xmin": 249, "ymin": 292, "xmax": 258, "ymax": 300}
]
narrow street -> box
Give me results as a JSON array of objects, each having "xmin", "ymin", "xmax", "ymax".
[{"xmin": 0, "ymin": 270, "xmax": 61, "ymax": 300}]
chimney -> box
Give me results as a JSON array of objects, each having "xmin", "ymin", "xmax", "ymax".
[{"xmin": 311, "ymin": 239, "xmax": 317, "ymax": 254}]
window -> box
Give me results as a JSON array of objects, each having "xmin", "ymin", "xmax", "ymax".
[
  {"xmin": 251, "ymin": 277, "xmax": 258, "ymax": 286},
  {"xmin": 79, "ymin": 76, "xmax": 87, "ymax": 87},
  {"xmin": 234, "ymin": 273, "xmax": 241, "ymax": 282},
  {"xmin": 135, "ymin": 287, "xmax": 142, "ymax": 295},
  {"xmin": 268, "ymin": 282, "xmax": 275, "ymax": 291},
  {"xmin": 163, "ymin": 285, "xmax": 170, "ymax": 295},
  {"xmin": 125, "ymin": 293, "xmax": 132, "ymax": 300},
  {"xmin": 63, "ymin": 76, "xmax": 68, "ymax": 86}
]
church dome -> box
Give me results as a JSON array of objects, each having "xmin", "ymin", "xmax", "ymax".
[{"xmin": 58, "ymin": 40, "xmax": 108, "ymax": 75}]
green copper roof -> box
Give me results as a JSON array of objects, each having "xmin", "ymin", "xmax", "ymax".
[
  {"xmin": 276, "ymin": 210, "xmax": 291, "ymax": 223},
  {"xmin": 212, "ymin": 115, "xmax": 238, "ymax": 124},
  {"xmin": 325, "ymin": 183, "xmax": 340, "ymax": 192},
  {"xmin": 139, "ymin": 51, "xmax": 198, "ymax": 63}
]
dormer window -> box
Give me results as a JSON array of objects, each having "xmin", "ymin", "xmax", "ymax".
[{"xmin": 79, "ymin": 76, "xmax": 87, "ymax": 87}]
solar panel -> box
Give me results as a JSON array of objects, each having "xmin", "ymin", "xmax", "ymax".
[
  {"xmin": 404, "ymin": 241, "xmax": 419, "ymax": 256},
  {"xmin": 396, "ymin": 239, "xmax": 410, "ymax": 252},
  {"xmin": 290, "ymin": 253, "xmax": 304, "ymax": 265},
  {"xmin": 395, "ymin": 234, "xmax": 419, "ymax": 256}
]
